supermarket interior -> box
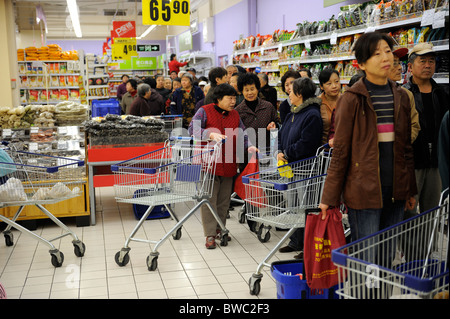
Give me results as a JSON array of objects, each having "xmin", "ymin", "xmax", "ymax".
[{"xmin": 0, "ymin": 0, "xmax": 449, "ymax": 303}]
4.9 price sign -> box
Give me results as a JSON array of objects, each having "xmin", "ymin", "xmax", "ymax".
[
  {"xmin": 112, "ymin": 38, "xmax": 138, "ymax": 61},
  {"xmin": 142, "ymin": 0, "xmax": 190, "ymax": 26}
]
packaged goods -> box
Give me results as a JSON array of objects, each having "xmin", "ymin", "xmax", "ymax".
[{"xmin": 60, "ymin": 89, "xmax": 69, "ymax": 100}]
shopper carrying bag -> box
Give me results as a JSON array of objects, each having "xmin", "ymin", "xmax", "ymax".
[{"xmin": 303, "ymin": 207, "xmax": 346, "ymax": 290}]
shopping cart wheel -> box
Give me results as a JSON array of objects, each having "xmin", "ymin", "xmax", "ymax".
[
  {"xmin": 50, "ymin": 250, "xmax": 64, "ymax": 267},
  {"xmin": 172, "ymin": 227, "xmax": 182, "ymax": 240},
  {"xmin": 147, "ymin": 255, "xmax": 158, "ymax": 271},
  {"xmin": 248, "ymin": 275, "xmax": 262, "ymax": 296},
  {"xmin": 73, "ymin": 240, "xmax": 86, "ymax": 257},
  {"xmin": 257, "ymin": 225, "xmax": 271, "ymax": 243},
  {"xmin": 220, "ymin": 233, "xmax": 229, "ymax": 247},
  {"xmin": 3, "ymin": 230, "xmax": 14, "ymax": 247},
  {"xmin": 114, "ymin": 249, "xmax": 130, "ymax": 267}
]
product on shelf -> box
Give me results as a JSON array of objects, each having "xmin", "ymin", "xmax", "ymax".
[
  {"xmin": 54, "ymin": 101, "xmax": 89, "ymax": 126},
  {"xmin": 18, "ymin": 45, "xmax": 79, "ymax": 61},
  {"xmin": 84, "ymin": 114, "xmax": 167, "ymax": 146}
]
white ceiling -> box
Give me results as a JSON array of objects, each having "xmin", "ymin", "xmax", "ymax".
[{"xmin": 12, "ymin": 0, "xmax": 207, "ymax": 40}]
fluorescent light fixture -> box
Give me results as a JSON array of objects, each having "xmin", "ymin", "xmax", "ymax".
[
  {"xmin": 137, "ymin": 25, "xmax": 157, "ymax": 39},
  {"xmin": 67, "ymin": 0, "xmax": 82, "ymax": 38}
]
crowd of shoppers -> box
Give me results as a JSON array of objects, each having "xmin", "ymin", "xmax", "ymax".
[{"xmin": 114, "ymin": 35, "xmax": 448, "ymax": 251}]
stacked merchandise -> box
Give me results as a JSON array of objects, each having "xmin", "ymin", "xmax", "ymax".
[
  {"xmin": 54, "ymin": 101, "xmax": 89, "ymax": 126},
  {"xmin": 0, "ymin": 105, "xmax": 56, "ymax": 128},
  {"xmin": 17, "ymin": 49, "xmax": 24, "ymax": 61},
  {"xmin": 17, "ymin": 45, "xmax": 79, "ymax": 61},
  {"xmin": 84, "ymin": 114, "xmax": 167, "ymax": 147}
]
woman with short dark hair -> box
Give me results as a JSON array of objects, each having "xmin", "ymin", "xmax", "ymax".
[
  {"xmin": 188, "ymin": 83, "xmax": 257, "ymax": 249},
  {"xmin": 318, "ymin": 68, "xmax": 341, "ymax": 145},
  {"xmin": 279, "ymin": 70, "xmax": 301, "ymax": 124},
  {"xmin": 276, "ymin": 77, "xmax": 323, "ymax": 258},
  {"xmin": 235, "ymin": 72, "xmax": 278, "ymax": 149},
  {"xmin": 319, "ymin": 32, "xmax": 417, "ymax": 244}
]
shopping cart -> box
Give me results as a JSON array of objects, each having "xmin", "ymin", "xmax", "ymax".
[
  {"xmin": 0, "ymin": 141, "xmax": 86, "ymax": 267},
  {"xmin": 244, "ymin": 144, "xmax": 332, "ymax": 295},
  {"xmin": 111, "ymin": 136, "xmax": 229, "ymax": 271},
  {"xmin": 332, "ymin": 189, "xmax": 449, "ymax": 299}
]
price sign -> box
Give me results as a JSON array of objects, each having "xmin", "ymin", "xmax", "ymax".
[
  {"xmin": 112, "ymin": 38, "xmax": 138, "ymax": 61},
  {"xmin": 142, "ymin": 0, "xmax": 190, "ymax": 26}
]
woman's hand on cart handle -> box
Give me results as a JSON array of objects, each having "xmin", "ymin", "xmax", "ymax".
[
  {"xmin": 248, "ymin": 146, "xmax": 259, "ymax": 154},
  {"xmin": 209, "ymin": 132, "xmax": 227, "ymax": 143},
  {"xmin": 319, "ymin": 203, "xmax": 329, "ymax": 220}
]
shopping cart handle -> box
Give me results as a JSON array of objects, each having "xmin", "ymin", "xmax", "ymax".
[
  {"xmin": 1, "ymin": 141, "xmax": 9, "ymax": 146},
  {"xmin": 306, "ymin": 208, "xmax": 322, "ymax": 215},
  {"xmin": 169, "ymin": 136, "xmax": 194, "ymax": 141}
]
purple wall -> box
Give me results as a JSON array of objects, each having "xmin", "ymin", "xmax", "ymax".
[
  {"xmin": 214, "ymin": 0, "xmax": 365, "ymax": 65},
  {"xmin": 52, "ymin": 39, "xmax": 166, "ymax": 59}
]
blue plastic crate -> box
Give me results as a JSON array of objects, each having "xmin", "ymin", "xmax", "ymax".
[
  {"xmin": 271, "ymin": 260, "xmax": 337, "ymax": 299},
  {"xmin": 132, "ymin": 189, "xmax": 171, "ymax": 220},
  {"xmin": 91, "ymin": 99, "xmax": 120, "ymax": 117}
]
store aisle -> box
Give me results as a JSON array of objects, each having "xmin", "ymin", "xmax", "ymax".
[{"xmin": 0, "ymin": 187, "xmax": 300, "ymax": 299}]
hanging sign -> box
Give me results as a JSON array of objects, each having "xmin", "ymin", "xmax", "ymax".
[
  {"xmin": 137, "ymin": 44, "xmax": 160, "ymax": 52},
  {"xmin": 112, "ymin": 37, "xmax": 138, "ymax": 61},
  {"xmin": 142, "ymin": 0, "xmax": 190, "ymax": 26},
  {"xmin": 112, "ymin": 21, "xmax": 136, "ymax": 39}
]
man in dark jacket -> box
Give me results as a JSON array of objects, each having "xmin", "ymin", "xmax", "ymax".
[
  {"xmin": 403, "ymin": 43, "xmax": 449, "ymax": 215},
  {"xmin": 129, "ymin": 83, "xmax": 165, "ymax": 116},
  {"xmin": 258, "ymin": 72, "xmax": 277, "ymax": 108}
]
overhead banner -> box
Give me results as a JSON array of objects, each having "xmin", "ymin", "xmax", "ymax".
[
  {"xmin": 142, "ymin": 0, "xmax": 190, "ymax": 26},
  {"xmin": 111, "ymin": 37, "xmax": 138, "ymax": 61}
]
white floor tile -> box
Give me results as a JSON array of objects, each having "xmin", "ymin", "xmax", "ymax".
[{"xmin": 0, "ymin": 186, "xmax": 304, "ymax": 300}]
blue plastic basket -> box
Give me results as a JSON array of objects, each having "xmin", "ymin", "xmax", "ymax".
[
  {"xmin": 271, "ymin": 260, "xmax": 337, "ymax": 299},
  {"xmin": 91, "ymin": 99, "xmax": 120, "ymax": 117}
]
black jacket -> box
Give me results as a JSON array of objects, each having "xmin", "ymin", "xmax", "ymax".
[
  {"xmin": 403, "ymin": 77, "xmax": 449, "ymax": 169},
  {"xmin": 259, "ymin": 84, "xmax": 278, "ymax": 108}
]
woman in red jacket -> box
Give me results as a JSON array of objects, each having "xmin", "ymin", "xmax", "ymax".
[{"xmin": 168, "ymin": 54, "xmax": 188, "ymax": 74}]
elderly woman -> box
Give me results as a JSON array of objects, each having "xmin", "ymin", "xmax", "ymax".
[
  {"xmin": 319, "ymin": 32, "xmax": 417, "ymax": 245},
  {"xmin": 189, "ymin": 83, "xmax": 257, "ymax": 249},
  {"xmin": 277, "ymin": 77, "xmax": 323, "ymax": 258},
  {"xmin": 129, "ymin": 83, "xmax": 165, "ymax": 116},
  {"xmin": 170, "ymin": 72, "xmax": 205, "ymax": 129},
  {"xmin": 235, "ymin": 72, "xmax": 278, "ymax": 150}
]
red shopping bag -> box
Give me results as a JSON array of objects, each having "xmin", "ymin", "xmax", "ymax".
[
  {"xmin": 304, "ymin": 207, "xmax": 346, "ymax": 289},
  {"xmin": 234, "ymin": 156, "xmax": 267, "ymax": 208}
]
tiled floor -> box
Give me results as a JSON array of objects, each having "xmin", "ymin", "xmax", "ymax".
[{"xmin": 0, "ymin": 186, "xmax": 300, "ymax": 299}]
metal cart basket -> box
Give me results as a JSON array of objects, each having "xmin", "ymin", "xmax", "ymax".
[
  {"xmin": 0, "ymin": 142, "xmax": 86, "ymax": 267},
  {"xmin": 332, "ymin": 189, "xmax": 449, "ymax": 299},
  {"xmin": 112, "ymin": 137, "xmax": 229, "ymax": 271},
  {"xmin": 243, "ymin": 145, "xmax": 332, "ymax": 295}
]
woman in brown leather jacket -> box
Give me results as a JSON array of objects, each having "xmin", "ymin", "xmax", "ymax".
[{"xmin": 319, "ymin": 32, "xmax": 417, "ymax": 242}]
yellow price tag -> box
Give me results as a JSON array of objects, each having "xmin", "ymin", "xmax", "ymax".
[
  {"xmin": 142, "ymin": 0, "xmax": 190, "ymax": 26},
  {"xmin": 112, "ymin": 38, "xmax": 138, "ymax": 61}
]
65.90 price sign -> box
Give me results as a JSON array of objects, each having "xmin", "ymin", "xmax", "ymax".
[{"xmin": 142, "ymin": 0, "xmax": 190, "ymax": 26}]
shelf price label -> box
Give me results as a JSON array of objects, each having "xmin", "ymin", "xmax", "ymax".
[
  {"xmin": 142, "ymin": 0, "xmax": 190, "ymax": 26},
  {"xmin": 112, "ymin": 38, "xmax": 138, "ymax": 61}
]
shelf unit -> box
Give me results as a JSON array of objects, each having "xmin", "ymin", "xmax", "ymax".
[
  {"xmin": 18, "ymin": 54, "xmax": 86, "ymax": 105},
  {"xmin": 233, "ymin": 8, "xmax": 449, "ymax": 87},
  {"xmin": 179, "ymin": 51, "xmax": 215, "ymax": 77},
  {"xmin": 85, "ymin": 60, "xmax": 110, "ymax": 103}
]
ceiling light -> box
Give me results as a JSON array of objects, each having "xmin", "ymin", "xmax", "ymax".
[
  {"xmin": 137, "ymin": 25, "xmax": 157, "ymax": 39},
  {"xmin": 67, "ymin": 0, "xmax": 82, "ymax": 37}
]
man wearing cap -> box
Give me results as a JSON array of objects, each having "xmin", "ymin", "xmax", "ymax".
[
  {"xmin": 403, "ymin": 42, "xmax": 449, "ymax": 215},
  {"xmin": 187, "ymin": 68, "xmax": 199, "ymax": 86}
]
